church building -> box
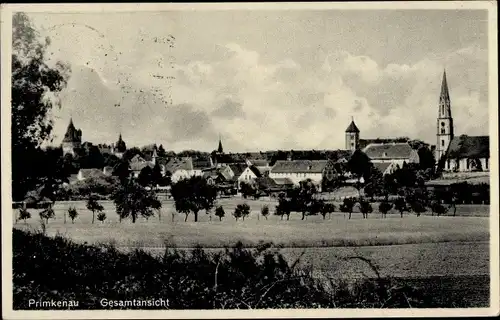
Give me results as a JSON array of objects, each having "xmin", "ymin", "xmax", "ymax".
[
  {"xmin": 435, "ymin": 70, "xmax": 490, "ymax": 173},
  {"xmin": 61, "ymin": 118, "xmax": 82, "ymax": 156}
]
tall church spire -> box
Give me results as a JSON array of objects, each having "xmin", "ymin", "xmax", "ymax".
[
  {"xmin": 217, "ymin": 134, "xmax": 224, "ymax": 154},
  {"xmin": 436, "ymin": 69, "xmax": 454, "ymax": 161},
  {"xmin": 439, "ymin": 69, "xmax": 452, "ymax": 118}
]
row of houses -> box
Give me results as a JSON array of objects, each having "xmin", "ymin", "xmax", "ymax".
[{"xmin": 71, "ymin": 138, "xmax": 429, "ymax": 193}]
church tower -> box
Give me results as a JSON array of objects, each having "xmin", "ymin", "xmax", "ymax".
[
  {"xmin": 345, "ymin": 118, "xmax": 360, "ymax": 152},
  {"xmin": 436, "ymin": 70, "xmax": 454, "ymax": 161},
  {"xmin": 217, "ymin": 134, "xmax": 224, "ymax": 154},
  {"xmin": 61, "ymin": 118, "xmax": 82, "ymax": 156}
]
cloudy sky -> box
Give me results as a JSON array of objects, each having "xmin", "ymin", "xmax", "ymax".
[{"xmin": 28, "ymin": 9, "xmax": 489, "ymax": 152}]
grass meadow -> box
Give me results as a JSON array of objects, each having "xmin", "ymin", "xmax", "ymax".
[{"xmin": 12, "ymin": 197, "xmax": 490, "ymax": 280}]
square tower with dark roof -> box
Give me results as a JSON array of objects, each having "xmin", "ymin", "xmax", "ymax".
[{"xmin": 345, "ymin": 119, "xmax": 360, "ymax": 152}]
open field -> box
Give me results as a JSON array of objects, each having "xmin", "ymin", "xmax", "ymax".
[
  {"xmin": 12, "ymin": 199, "xmax": 490, "ymax": 304},
  {"xmin": 12, "ymin": 200, "xmax": 490, "ymax": 248}
]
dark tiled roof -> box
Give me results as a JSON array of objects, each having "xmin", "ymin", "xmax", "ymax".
[
  {"xmin": 164, "ymin": 157, "xmax": 193, "ymax": 173},
  {"xmin": 192, "ymin": 156, "xmax": 212, "ymax": 170},
  {"xmin": 248, "ymin": 159, "xmax": 269, "ymax": 166},
  {"xmin": 130, "ymin": 162, "xmax": 154, "ymax": 172},
  {"xmin": 446, "ymin": 135, "xmax": 489, "ymax": 159},
  {"xmin": 363, "ymin": 143, "xmax": 414, "ymax": 159},
  {"xmin": 359, "ymin": 138, "xmax": 410, "ymax": 150},
  {"xmin": 78, "ymin": 168, "xmax": 106, "ymax": 179},
  {"xmin": 228, "ymin": 163, "xmax": 247, "ymax": 177},
  {"xmin": 271, "ymin": 160, "xmax": 329, "ymax": 173},
  {"xmin": 273, "ymin": 177, "xmax": 294, "ymax": 185},
  {"xmin": 248, "ymin": 165, "xmax": 262, "ymax": 178},
  {"xmin": 373, "ymin": 162, "xmax": 392, "ymax": 174},
  {"xmin": 345, "ymin": 121, "xmax": 360, "ymax": 133}
]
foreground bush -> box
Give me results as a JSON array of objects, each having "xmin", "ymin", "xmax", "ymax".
[{"xmin": 12, "ymin": 229, "xmax": 484, "ymax": 309}]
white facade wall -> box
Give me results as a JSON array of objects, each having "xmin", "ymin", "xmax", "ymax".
[
  {"xmin": 444, "ymin": 157, "xmax": 489, "ymax": 172},
  {"xmin": 237, "ymin": 167, "xmax": 258, "ymax": 187},
  {"xmin": 268, "ymin": 172, "xmax": 323, "ymax": 187}
]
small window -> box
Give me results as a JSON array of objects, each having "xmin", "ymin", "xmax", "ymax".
[
  {"xmin": 351, "ymin": 142, "xmax": 355, "ymax": 147},
  {"xmin": 486, "ymin": 158, "xmax": 489, "ymax": 169},
  {"xmin": 441, "ymin": 140, "xmax": 445, "ymax": 147},
  {"xmin": 441, "ymin": 128, "xmax": 445, "ymax": 134},
  {"xmin": 466, "ymin": 159, "xmax": 470, "ymax": 170},
  {"xmin": 441, "ymin": 122, "xmax": 445, "ymax": 127}
]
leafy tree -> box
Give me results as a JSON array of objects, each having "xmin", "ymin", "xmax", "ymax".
[
  {"xmin": 86, "ymin": 195, "xmax": 104, "ymax": 224},
  {"xmin": 122, "ymin": 147, "xmax": 143, "ymax": 161},
  {"xmin": 113, "ymin": 158, "xmax": 131, "ymax": 183},
  {"xmin": 138, "ymin": 166, "xmax": 154, "ymax": 187},
  {"xmin": 11, "ymin": 13, "xmax": 70, "ymax": 201},
  {"xmin": 379, "ymin": 201, "xmax": 392, "ymax": 218},
  {"xmin": 409, "ymin": 200, "xmax": 426, "ymax": 217},
  {"xmin": 261, "ymin": 205, "xmax": 270, "ymax": 220},
  {"xmin": 18, "ymin": 208, "xmax": 31, "ymax": 224},
  {"xmin": 322, "ymin": 203, "xmax": 336, "ymax": 220},
  {"xmin": 358, "ymin": 199, "xmax": 373, "ymax": 219},
  {"xmin": 340, "ymin": 197, "xmax": 356, "ymax": 219},
  {"xmin": 417, "ymin": 146, "xmax": 436, "ymax": 171},
  {"xmin": 347, "ymin": 150, "xmax": 372, "ymax": 196},
  {"xmin": 102, "ymin": 153, "xmax": 120, "ymax": 168},
  {"xmin": 364, "ymin": 167, "xmax": 385, "ymax": 200},
  {"xmin": 214, "ymin": 205, "xmax": 225, "ymax": 221},
  {"xmin": 39, "ymin": 206, "xmax": 55, "ymax": 224},
  {"xmin": 152, "ymin": 162, "xmax": 163, "ymax": 187},
  {"xmin": 275, "ymin": 193, "xmax": 291, "ymax": 220},
  {"xmin": 393, "ymin": 198, "xmax": 409, "ymax": 218},
  {"xmin": 97, "ymin": 212, "xmax": 107, "ymax": 223},
  {"xmin": 81, "ymin": 146, "xmax": 104, "ymax": 169},
  {"xmin": 290, "ymin": 179, "xmax": 318, "ymax": 220},
  {"xmin": 170, "ymin": 176, "xmax": 217, "ymax": 222},
  {"xmin": 240, "ymin": 182, "xmax": 255, "ymax": 199},
  {"xmin": 233, "ymin": 203, "xmax": 250, "ymax": 221},
  {"xmin": 157, "ymin": 144, "xmax": 166, "ymax": 157},
  {"xmin": 112, "ymin": 179, "xmax": 162, "ymax": 223},
  {"xmin": 68, "ymin": 206, "xmax": 78, "ymax": 224},
  {"xmin": 393, "ymin": 163, "xmax": 417, "ymax": 189},
  {"xmin": 430, "ymin": 201, "xmax": 447, "ymax": 217}
]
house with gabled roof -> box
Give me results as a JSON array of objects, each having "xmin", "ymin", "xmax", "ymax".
[
  {"xmin": 77, "ymin": 168, "xmax": 107, "ymax": 181},
  {"xmin": 165, "ymin": 157, "xmax": 203, "ymax": 183},
  {"xmin": 237, "ymin": 165, "xmax": 263, "ymax": 189},
  {"xmin": 362, "ymin": 142, "xmax": 419, "ymax": 167},
  {"xmin": 268, "ymin": 159, "xmax": 333, "ymax": 191}
]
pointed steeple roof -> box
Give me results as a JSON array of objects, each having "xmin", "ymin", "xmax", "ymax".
[
  {"xmin": 439, "ymin": 69, "xmax": 452, "ymax": 118},
  {"xmin": 345, "ymin": 119, "xmax": 360, "ymax": 133},
  {"xmin": 62, "ymin": 118, "xmax": 82, "ymax": 143},
  {"xmin": 217, "ymin": 135, "xmax": 224, "ymax": 153},
  {"xmin": 115, "ymin": 132, "xmax": 126, "ymax": 152}
]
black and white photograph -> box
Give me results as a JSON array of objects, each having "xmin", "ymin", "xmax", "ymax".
[{"xmin": 1, "ymin": 2, "xmax": 498, "ymax": 319}]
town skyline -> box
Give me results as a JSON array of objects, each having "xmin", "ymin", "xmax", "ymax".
[{"xmin": 29, "ymin": 10, "xmax": 489, "ymax": 152}]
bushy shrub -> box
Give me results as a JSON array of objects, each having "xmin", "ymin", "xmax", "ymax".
[
  {"xmin": 12, "ymin": 229, "xmax": 473, "ymax": 309},
  {"xmin": 68, "ymin": 207, "xmax": 78, "ymax": 224},
  {"xmin": 261, "ymin": 205, "xmax": 270, "ymax": 220},
  {"xmin": 214, "ymin": 206, "xmax": 225, "ymax": 221},
  {"xmin": 18, "ymin": 208, "xmax": 31, "ymax": 224},
  {"xmin": 233, "ymin": 203, "xmax": 250, "ymax": 221},
  {"xmin": 97, "ymin": 212, "xmax": 107, "ymax": 223},
  {"xmin": 378, "ymin": 201, "xmax": 392, "ymax": 218}
]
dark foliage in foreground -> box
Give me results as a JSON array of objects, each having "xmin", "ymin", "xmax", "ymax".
[{"xmin": 13, "ymin": 229, "xmax": 487, "ymax": 309}]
